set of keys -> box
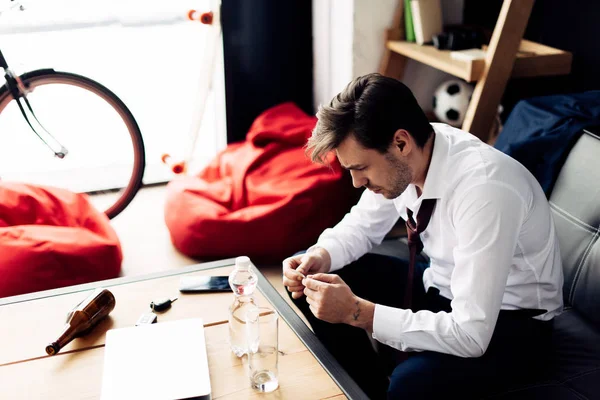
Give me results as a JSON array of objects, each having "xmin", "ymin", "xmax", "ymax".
[{"xmin": 135, "ymin": 296, "xmax": 178, "ymax": 326}]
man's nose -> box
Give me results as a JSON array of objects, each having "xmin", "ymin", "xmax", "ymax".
[{"xmin": 350, "ymin": 171, "xmax": 367, "ymax": 189}]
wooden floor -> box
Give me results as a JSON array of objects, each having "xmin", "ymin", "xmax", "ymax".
[{"xmin": 109, "ymin": 184, "xmax": 310, "ymax": 327}]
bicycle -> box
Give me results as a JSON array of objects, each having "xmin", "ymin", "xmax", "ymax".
[{"xmin": 0, "ymin": 1, "xmax": 145, "ymax": 219}]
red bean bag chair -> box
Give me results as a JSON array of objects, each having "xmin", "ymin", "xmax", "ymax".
[
  {"xmin": 165, "ymin": 102, "xmax": 358, "ymax": 263},
  {"xmin": 0, "ymin": 183, "xmax": 122, "ymax": 298}
]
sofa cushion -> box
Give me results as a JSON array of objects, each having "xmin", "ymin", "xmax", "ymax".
[
  {"xmin": 488, "ymin": 308, "xmax": 600, "ymax": 399},
  {"xmin": 547, "ymin": 309, "xmax": 600, "ymax": 391},
  {"xmin": 548, "ymin": 129, "xmax": 600, "ymax": 327}
]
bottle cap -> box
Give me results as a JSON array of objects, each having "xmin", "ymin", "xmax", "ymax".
[{"xmin": 235, "ymin": 256, "xmax": 251, "ymax": 269}]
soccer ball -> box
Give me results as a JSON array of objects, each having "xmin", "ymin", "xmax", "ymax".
[{"xmin": 432, "ymin": 80, "xmax": 474, "ymax": 127}]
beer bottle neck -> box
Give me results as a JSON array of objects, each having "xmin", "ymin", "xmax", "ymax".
[{"xmin": 45, "ymin": 311, "xmax": 91, "ymax": 355}]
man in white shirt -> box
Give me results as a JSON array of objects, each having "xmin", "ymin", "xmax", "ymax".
[{"xmin": 282, "ymin": 73, "xmax": 564, "ymax": 399}]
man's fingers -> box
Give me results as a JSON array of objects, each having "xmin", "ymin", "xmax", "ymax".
[
  {"xmin": 296, "ymin": 255, "xmax": 312, "ymax": 276},
  {"xmin": 283, "ymin": 267, "xmax": 305, "ymax": 282},
  {"xmin": 295, "ymin": 270, "xmax": 306, "ymax": 281},
  {"xmin": 282, "ymin": 278, "xmax": 295, "ymax": 288},
  {"xmin": 282, "ymin": 257, "xmax": 299, "ymax": 270},
  {"xmin": 309, "ymin": 273, "xmax": 340, "ymax": 284},
  {"xmin": 302, "ymin": 276, "xmax": 330, "ymax": 291},
  {"xmin": 287, "ymin": 285, "xmax": 304, "ymax": 292},
  {"xmin": 296, "ymin": 263, "xmax": 309, "ymax": 276},
  {"xmin": 291, "ymin": 291, "xmax": 304, "ymax": 299},
  {"xmin": 283, "ymin": 275, "xmax": 303, "ymax": 287},
  {"xmin": 283, "ymin": 283, "xmax": 304, "ymax": 292},
  {"xmin": 303, "ymin": 287, "xmax": 318, "ymax": 298}
]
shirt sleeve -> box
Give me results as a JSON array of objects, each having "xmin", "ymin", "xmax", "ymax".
[
  {"xmin": 311, "ymin": 189, "xmax": 401, "ymax": 272},
  {"xmin": 372, "ymin": 182, "xmax": 526, "ymax": 357}
]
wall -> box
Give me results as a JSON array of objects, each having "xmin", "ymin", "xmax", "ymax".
[
  {"xmin": 465, "ymin": 0, "xmax": 600, "ymax": 118},
  {"xmin": 313, "ymin": 0, "xmax": 465, "ymax": 112}
]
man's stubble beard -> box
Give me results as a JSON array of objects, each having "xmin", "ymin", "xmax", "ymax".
[{"xmin": 384, "ymin": 153, "xmax": 413, "ymax": 199}]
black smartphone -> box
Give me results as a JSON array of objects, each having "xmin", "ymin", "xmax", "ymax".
[{"xmin": 179, "ymin": 276, "xmax": 231, "ymax": 293}]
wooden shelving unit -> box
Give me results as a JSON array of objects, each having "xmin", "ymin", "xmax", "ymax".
[
  {"xmin": 380, "ymin": 0, "xmax": 573, "ymax": 143},
  {"xmin": 386, "ymin": 39, "xmax": 572, "ymax": 83}
]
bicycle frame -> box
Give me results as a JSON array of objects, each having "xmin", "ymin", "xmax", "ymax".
[
  {"xmin": 0, "ymin": 49, "xmax": 19, "ymax": 100},
  {"xmin": 0, "ymin": 48, "xmax": 68, "ymax": 158},
  {"xmin": 161, "ymin": 1, "xmax": 222, "ymax": 175}
]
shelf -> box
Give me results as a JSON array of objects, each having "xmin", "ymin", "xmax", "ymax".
[{"xmin": 386, "ymin": 39, "xmax": 572, "ymax": 83}]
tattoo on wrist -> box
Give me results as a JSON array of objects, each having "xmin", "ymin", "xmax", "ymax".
[{"xmin": 352, "ymin": 300, "xmax": 360, "ymax": 321}]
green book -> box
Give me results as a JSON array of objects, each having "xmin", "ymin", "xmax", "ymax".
[{"xmin": 405, "ymin": 0, "xmax": 416, "ymax": 42}]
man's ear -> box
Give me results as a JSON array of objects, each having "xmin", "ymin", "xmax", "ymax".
[{"xmin": 393, "ymin": 129, "xmax": 412, "ymax": 156}]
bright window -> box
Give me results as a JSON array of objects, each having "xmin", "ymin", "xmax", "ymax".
[{"xmin": 0, "ymin": 0, "xmax": 226, "ymax": 187}]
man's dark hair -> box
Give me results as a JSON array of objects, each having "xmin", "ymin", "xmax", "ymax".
[{"xmin": 307, "ymin": 73, "xmax": 433, "ymax": 163}]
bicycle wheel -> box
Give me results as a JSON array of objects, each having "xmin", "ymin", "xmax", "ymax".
[{"xmin": 0, "ymin": 69, "xmax": 145, "ymax": 219}]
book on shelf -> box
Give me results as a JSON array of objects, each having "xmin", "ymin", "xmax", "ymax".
[
  {"xmin": 404, "ymin": 0, "xmax": 415, "ymax": 42},
  {"xmin": 410, "ymin": 0, "xmax": 443, "ymax": 45}
]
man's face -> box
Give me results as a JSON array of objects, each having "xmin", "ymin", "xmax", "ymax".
[{"xmin": 336, "ymin": 134, "xmax": 413, "ymax": 199}]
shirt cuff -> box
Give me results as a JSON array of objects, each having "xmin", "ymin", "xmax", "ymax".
[
  {"xmin": 308, "ymin": 239, "xmax": 346, "ymax": 272},
  {"xmin": 372, "ymin": 304, "xmax": 411, "ymax": 350}
]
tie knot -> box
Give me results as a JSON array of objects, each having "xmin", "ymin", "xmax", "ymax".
[{"xmin": 406, "ymin": 199, "xmax": 436, "ymax": 232}]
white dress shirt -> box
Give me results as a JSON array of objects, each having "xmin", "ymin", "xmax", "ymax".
[{"xmin": 312, "ymin": 123, "xmax": 564, "ymax": 358}]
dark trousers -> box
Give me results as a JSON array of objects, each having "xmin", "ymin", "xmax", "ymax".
[{"xmin": 287, "ymin": 253, "xmax": 552, "ymax": 400}]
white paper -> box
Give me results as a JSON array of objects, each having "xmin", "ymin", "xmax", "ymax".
[{"xmin": 101, "ymin": 318, "xmax": 211, "ymax": 400}]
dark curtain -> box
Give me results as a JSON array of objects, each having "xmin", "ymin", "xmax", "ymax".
[
  {"xmin": 464, "ymin": 0, "xmax": 600, "ymax": 120},
  {"xmin": 221, "ymin": 0, "xmax": 313, "ymax": 143}
]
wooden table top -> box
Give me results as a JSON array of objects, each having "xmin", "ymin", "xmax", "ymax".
[{"xmin": 0, "ymin": 258, "xmax": 367, "ymax": 400}]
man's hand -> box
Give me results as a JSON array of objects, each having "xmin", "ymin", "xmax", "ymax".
[
  {"xmin": 303, "ymin": 274, "xmax": 375, "ymax": 331},
  {"xmin": 282, "ymin": 248, "xmax": 331, "ymax": 300}
]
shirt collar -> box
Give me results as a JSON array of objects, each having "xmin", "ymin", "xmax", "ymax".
[
  {"xmin": 398, "ymin": 125, "xmax": 449, "ymax": 209},
  {"xmin": 420, "ymin": 126, "xmax": 449, "ymax": 200}
]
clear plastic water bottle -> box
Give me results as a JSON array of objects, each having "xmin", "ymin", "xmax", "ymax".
[{"xmin": 228, "ymin": 256, "xmax": 258, "ymax": 357}]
